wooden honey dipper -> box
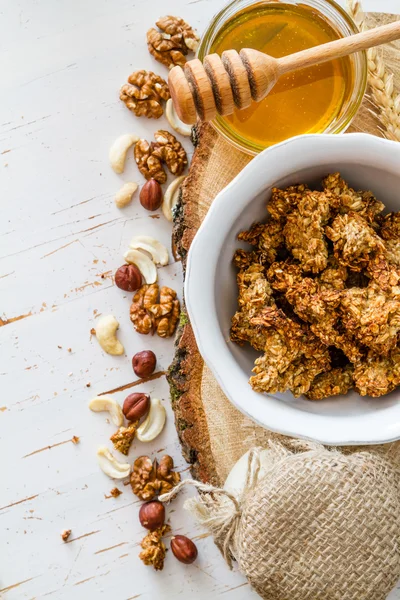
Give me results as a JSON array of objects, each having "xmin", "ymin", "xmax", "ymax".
[{"xmin": 169, "ymin": 20, "xmax": 400, "ymax": 125}]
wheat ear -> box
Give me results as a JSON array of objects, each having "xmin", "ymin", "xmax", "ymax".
[{"xmin": 347, "ymin": 0, "xmax": 400, "ymax": 141}]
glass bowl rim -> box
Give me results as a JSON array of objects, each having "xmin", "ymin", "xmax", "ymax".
[{"xmin": 197, "ymin": 0, "xmax": 368, "ymax": 155}]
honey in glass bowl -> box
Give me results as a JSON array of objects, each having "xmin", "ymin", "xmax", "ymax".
[{"xmin": 202, "ymin": 1, "xmax": 366, "ymax": 153}]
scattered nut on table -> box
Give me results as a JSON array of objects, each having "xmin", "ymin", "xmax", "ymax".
[
  {"xmin": 147, "ymin": 16, "xmax": 199, "ymax": 69},
  {"xmin": 89, "ymin": 396, "xmax": 124, "ymax": 426},
  {"xmin": 131, "ymin": 455, "xmax": 180, "ymax": 501},
  {"xmin": 120, "ymin": 70, "xmax": 170, "ymax": 119},
  {"xmin": 170, "ymin": 535, "xmax": 198, "ymax": 564},
  {"xmin": 109, "ymin": 133, "xmax": 139, "ymax": 173},
  {"xmin": 97, "ymin": 446, "xmax": 131, "ymax": 479},
  {"xmin": 165, "ymin": 99, "xmax": 191, "ymax": 136},
  {"xmin": 139, "ymin": 500, "xmax": 166, "ymax": 531},
  {"xmin": 139, "ymin": 524, "xmax": 171, "ymax": 571},
  {"xmin": 115, "ymin": 182, "xmax": 138, "ymax": 208},
  {"xmin": 95, "ymin": 315, "xmax": 125, "ymax": 355},
  {"xmin": 130, "ymin": 236, "xmax": 169, "ymax": 266},
  {"xmin": 132, "ymin": 350, "xmax": 157, "ymax": 378},
  {"xmin": 134, "ymin": 131, "xmax": 187, "ymax": 184},
  {"xmin": 108, "ymin": 487, "xmax": 122, "ymax": 498},
  {"xmin": 115, "ymin": 264, "xmax": 142, "ymax": 292},
  {"xmin": 139, "ymin": 179, "xmax": 163, "ymax": 211},
  {"xmin": 162, "ymin": 175, "xmax": 186, "ymax": 221},
  {"xmin": 61, "ymin": 529, "xmax": 71, "ymax": 542},
  {"xmin": 130, "ymin": 284, "xmax": 180, "ymax": 338},
  {"xmin": 110, "ymin": 421, "xmax": 139, "ymax": 455},
  {"xmin": 135, "ymin": 140, "xmax": 166, "ymax": 184},
  {"xmin": 136, "ymin": 398, "xmax": 166, "ymax": 442},
  {"xmin": 122, "ymin": 392, "xmax": 151, "ymax": 422},
  {"xmin": 124, "ymin": 249, "xmax": 157, "ymax": 284}
]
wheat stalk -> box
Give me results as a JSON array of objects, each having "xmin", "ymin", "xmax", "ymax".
[{"xmin": 347, "ymin": 0, "xmax": 400, "ymax": 141}]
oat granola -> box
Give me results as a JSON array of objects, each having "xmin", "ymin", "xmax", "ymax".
[{"xmin": 231, "ymin": 173, "xmax": 400, "ymax": 399}]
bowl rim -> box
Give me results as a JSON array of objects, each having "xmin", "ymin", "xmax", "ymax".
[{"xmin": 184, "ymin": 133, "xmax": 400, "ymax": 446}]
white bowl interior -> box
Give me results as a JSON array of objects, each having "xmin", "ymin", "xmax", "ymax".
[{"xmin": 186, "ymin": 134, "xmax": 400, "ymax": 444}]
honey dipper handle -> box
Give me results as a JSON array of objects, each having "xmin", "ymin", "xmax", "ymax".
[{"xmin": 277, "ymin": 19, "xmax": 400, "ymax": 75}]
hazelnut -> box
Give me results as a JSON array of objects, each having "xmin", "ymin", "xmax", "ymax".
[
  {"xmin": 139, "ymin": 500, "xmax": 165, "ymax": 531},
  {"xmin": 140, "ymin": 179, "xmax": 163, "ymax": 211},
  {"xmin": 170, "ymin": 535, "xmax": 198, "ymax": 564},
  {"xmin": 132, "ymin": 350, "xmax": 157, "ymax": 378},
  {"xmin": 115, "ymin": 264, "xmax": 142, "ymax": 292},
  {"xmin": 122, "ymin": 393, "xmax": 150, "ymax": 421}
]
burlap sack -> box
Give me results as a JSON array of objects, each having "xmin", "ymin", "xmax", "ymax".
[{"xmin": 161, "ymin": 441, "xmax": 400, "ymax": 600}]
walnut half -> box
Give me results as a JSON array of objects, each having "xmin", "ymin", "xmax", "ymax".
[
  {"xmin": 134, "ymin": 130, "xmax": 188, "ymax": 184},
  {"xmin": 130, "ymin": 284, "xmax": 180, "ymax": 338},
  {"xmin": 130, "ymin": 455, "xmax": 181, "ymax": 501},
  {"xmin": 120, "ymin": 70, "xmax": 170, "ymax": 119},
  {"xmin": 147, "ymin": 16, "xmax": 199, "ymax": 69}
]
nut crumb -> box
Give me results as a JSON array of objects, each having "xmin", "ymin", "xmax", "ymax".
[
  {"xmin": 57, "ymin": 345, "xmax": 62, "ymax": 349},
  {"xmin": 90, "ymin": 328, "xmax": 96, "ymax": 335},
  {"xmin": 71, "ymin": 436, "xmax": 80, "ymax": 445},
  {"xmin": 86, "ymin": 382, "xmax": 91, "ymax": 388},
  {"xmin": 61, "ymin": 529, "xmax": 71, "ymax": 542},
  {"xmin": 67, "ymin": 348, "xmax": 72, "ymax": 353},
  {"xmin": 105, "ymin": 487, "xmax": 123, "ymax": 499}
]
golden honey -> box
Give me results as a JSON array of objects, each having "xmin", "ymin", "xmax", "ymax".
[{"xmin": 210, "ymin": 2, "xmax": 354, "ymax": 149}]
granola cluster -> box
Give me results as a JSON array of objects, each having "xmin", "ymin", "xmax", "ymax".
[
  {"xmin": 231, "ymin": 173, "xmax": 400, "ymax": 399},
  {"xmin": 139, "ymin": 524, "xmax": 171, "ymax": 571}
]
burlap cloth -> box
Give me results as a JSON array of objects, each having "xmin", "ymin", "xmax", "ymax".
[{"xmin": 167, "ymin": 10, "xmax": 400, "ymax": 600}]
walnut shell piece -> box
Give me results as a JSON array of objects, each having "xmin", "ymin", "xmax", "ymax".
[
  {"xmin": 120, "ymin": 70, "xmax": 170, "ymax": 119},
  {"xmin": 147, "ymin": 16, "xmax": 199, "ymax": 69},
  {"xmin": 130, "ymin": 455, "xmax": 181, "ymax": 501},
  {"xmin": 130, "ymin": 284, "xmax": 180, "ymax": 338},
  {"xmin": 139, "ymin": 524, "xmax": 171, "ymax": 571}
]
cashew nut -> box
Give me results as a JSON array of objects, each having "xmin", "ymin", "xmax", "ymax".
[
  {"xmin": 129, "ymin": 236, "xmax": 169, "ymax": 266},
  {"xmin": 162, "ymin": 176, "xmax": 186, "ymax": 222},
  {"xmin": 165, "ymin": 99, "xmax": 192, "ymax": 137},
  {"xmin": 124, "ymin": 249, "xmax": 157, "ymax": 284},
  {"xmin": 95, "ymin": 315, "xmax": 125, "ymax": 356},
  {"xmin": 97, "ymin": 446, "xmax": 131, "ymax": 479},
  {"xmin": 109, "ymin": 134, "xmax": 139, "ymax": 174},
  {"xmin": 88, "ymin": 396, "xmax": 124, "ymax": 426},
  {"xmin": 136, "ymin": 398, "xmax": 166, "ymax": 442},
  {"xmin": 115, "ymin": 182, "xmax": 138, "ymax": 208}
]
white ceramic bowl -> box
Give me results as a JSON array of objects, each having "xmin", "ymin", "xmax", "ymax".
[{"xmin": 185, "ymin": 133, "xmax": 400, "ymax": 446}]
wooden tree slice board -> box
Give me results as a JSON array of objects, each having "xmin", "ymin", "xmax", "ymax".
[{"xmin": 168, "ymin": 12, "xmax": 400, "ymax": 486}]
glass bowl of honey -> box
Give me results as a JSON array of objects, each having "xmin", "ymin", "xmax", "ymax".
[{"xmin": 197, "ymin": 0, "xmax": 367, "ymax": 154}]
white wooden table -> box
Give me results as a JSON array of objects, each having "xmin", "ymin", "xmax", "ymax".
[{"xmin": 1, "ymin": 0, "xmax": 399, "ymax": 598}]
